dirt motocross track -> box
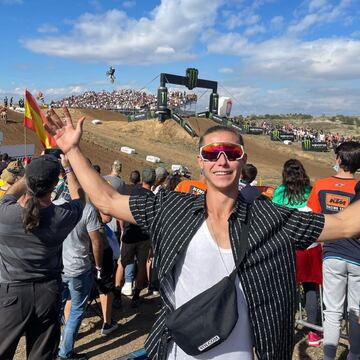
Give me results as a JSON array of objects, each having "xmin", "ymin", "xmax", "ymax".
[{"xmin": 1, "ymin": 108, "xmax": 337, "ymax": 185}]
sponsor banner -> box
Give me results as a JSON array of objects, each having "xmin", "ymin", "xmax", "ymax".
[
  {"xmin": 183, "ymin": 123, "xmax": 196, "ymax": 137},
  {"xmin": 172, "ymin": 112, "xmax": 182, "ymax": 125},
  {"xmin": 270, "ymin": 130, "xmax": 295, "ymax": 141},
  {"xmin": 0, "ymin": 144, "xmax": 35, "ymax": 158},
  {"xmin": 231, "ymin": 123, "xmax": 244, "ymax": 133},
  {"xmin": 247, "ymin": 127, "xmax": 263, "ymax": 135},
  {"xmin": 302, "ymin": 140, "xmax": 328, "ymax": 152},
  {"xmin": 172, "ymin": 112, "xmax": 196, "ymax": 137},
  {"xmin": 211, "ymin": 114, "xmax": 226, "ymax": 125},
  {"xmin": 0, "ymin": 131, "xmax": 3, "ymax": 145},
  {"xmin": 127, "ymin": 112, "xmax": 152, "ymax": 122},
  {"xmin": 197, "ymin": 111, "xmax": 208, "ymax": 118}
]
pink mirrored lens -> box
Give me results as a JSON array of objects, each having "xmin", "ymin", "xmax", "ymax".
[{"xmin": 201, "ymin": 143, "xmax": 244, "ymax": 161}]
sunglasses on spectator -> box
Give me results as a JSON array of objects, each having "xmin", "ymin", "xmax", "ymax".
[{"xmin": 199, "ymin": 142, "xmax": 245, "ymax": 162}]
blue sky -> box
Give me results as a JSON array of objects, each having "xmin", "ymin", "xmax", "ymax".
[{"xmin": 1, "ymin": 0, "xmax": 360, "ymax": 115}]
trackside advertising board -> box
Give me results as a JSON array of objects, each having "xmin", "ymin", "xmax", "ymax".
[
  {"xmin": 242, "ymin": 124, "xmax": 264, "ymax": 135},
  {"xmin": 270, "ymin": 130, "xmax": 295, "ymax": 142},
  {"xmin": 302, "ymin": 139, "xmax": 328, "ymax": 152}
]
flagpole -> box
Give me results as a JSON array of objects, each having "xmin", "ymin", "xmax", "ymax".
[{"xmin": 24, "ymin": 91, "xmax": 27, "ymax": 162}]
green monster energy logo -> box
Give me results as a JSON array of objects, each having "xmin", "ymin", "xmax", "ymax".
[
  {"xmin": 213, "ymin": 94, "xmax": 218, "ymax": 110},
  {"xmin": 161, "ymin": 89, "xmax": 167, "ymax": 104},
  {"xmin": 186, "ymin": 68, "xmax": 198, "ymax": 90},
  {"xmin": 303, "ymin": 138, "xmax": 312, "ymax": 150},
  {"xmin": 243, "ymin": 124, "xmax": 250, "ymax": 132},
  {"xmin": 272, "ymin": 129, "xmax": 280, "ymax": 140}
]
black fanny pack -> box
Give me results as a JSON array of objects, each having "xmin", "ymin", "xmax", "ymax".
[{"xmin": 164, "ymin": 212, "xmax": 250, "ymax": 356}]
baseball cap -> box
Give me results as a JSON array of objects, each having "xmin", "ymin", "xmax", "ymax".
[
  {"xmin": 155, "ymin": 166, "xmax": 169, "ymax": 180},
  {"xmin": 25, "ymin": 155, "xmax": 60, "ymax": 186},
  {"xmin": 142, "ymin": 168, "xmax": 156, "ymax": 184}
]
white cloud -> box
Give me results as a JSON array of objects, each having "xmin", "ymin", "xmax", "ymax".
[
  {"xmin": 45, "ymin": 85, "xmax": 88, "ymax": 96},
  {"xmin": 270, "ymin": 16, "xmax": 284, "ymax": 30},
  {"xmin": 37, "ymin": 24, "xmax": 58, "ymax": 34},
  {"xmin": 122, "ymin": 0, "xmax": 136, "ymax": 8},
  {"xmin": 225, "ymin": 12, "xmax": 260, "ymax": 30},
  {"xmin": 155, "ymin": 46, "xmax": 175, "ymax": 54},
  {"xmin": 206, "ymin": 33, "xmax": 360, "ymax": 81},
  {"xmin": 221, "ymin": 85, "xmax": 360, "ymax": 115},
  {"xmin": 288, "ymin": 0, "xmax": 353, "ymax": 34},
  {"xmin": 308, "ymin": 0, "xmax": 328, "ymax": 12},
  {"xmin": 244, "ymin": 24, "xmax": 266, "ymax": 37},
  {"xmin": 22, "ymin": 0, "xmax": 222, "ymax": 65},
  {"xmin": 218, "ymin": 67, "xmax": 234, "ymax": 74}
]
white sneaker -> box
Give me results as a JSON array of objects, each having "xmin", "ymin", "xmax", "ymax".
[
  {"xmin": 121, "ymin": 282, "xmax": 133, "ymax": 296},
  {"xmin": 101, "ymin": 320, "xmax": 118, "ymax": 336}
]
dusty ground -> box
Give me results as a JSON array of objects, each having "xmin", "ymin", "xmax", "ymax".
[
  {"xmin": 1, "ymin": 108, "xmax": 355, "ymax": 359},
  {"xmin": 13, "ymin": 292, "xmax": 349, "ymax": 360}
]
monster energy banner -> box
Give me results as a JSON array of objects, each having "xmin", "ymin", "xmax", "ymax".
[
  {"xmin": 231, "ymin": 123, "xmax": 243, "ymax": 132},
  {"xmin": 128, "ymin": 111, "xmax": 156, "ymax": 122},
  {"xmin": 171, "ymin": 112, "xmax": 196, "ymax": 137},
  {"xmin": 210, "ymin": 93, "xmax": 219, "ymax": 114},
  {"xmin": 302, "ymin": 139, "xmax": 328, "ymax": 152},
  {"xmin": 242, "ymin": 124, "xmax": 263, "ymax": 135},
  {"xmin": 186, "ymin": 68, "xmax": 198, "ymax": 90},
  {"xmin": 270, "ymin": 129, "xmax": 281, "ymax": 140},
  {"xmin": 210, "ymin": 114, "xmax": 226, "ymax": 125},
  {"xmin": 271, "ymin": 130, "xmax": 295, "ymax": 142}
]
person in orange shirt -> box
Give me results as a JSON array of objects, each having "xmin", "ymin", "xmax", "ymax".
[
  {"xmin": 175, "ymin": 170, "xmax": 207, "ymax": 195},
  {"xmin": 307, "ymin": 141, "xmax": 360, "ymax": 360}
]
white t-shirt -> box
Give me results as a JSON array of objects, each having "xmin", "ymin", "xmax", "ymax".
[{"xmin": 167, "ymin": 221, "xmax": 253, "ymax": 360}]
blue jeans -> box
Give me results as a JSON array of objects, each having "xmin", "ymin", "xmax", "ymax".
[
  {"xmin": 58, "ymin": 270, "xmax": 93, "ymax": 358},
  {"xmin": 125, "ymin": 263, "xmax": 135, "ymax": 283}
]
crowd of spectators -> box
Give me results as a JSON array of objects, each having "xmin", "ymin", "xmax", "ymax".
[
  {"xmin": 0, "ymin": 118, "xmax": 359, "ymax": 360},
  {"xmin": 233, "ymin": 118, "xmax": 358, "ymax": 148},
  {"xmin": 50, "ymin": 89, "xmax": 197, "ymax": 111}
]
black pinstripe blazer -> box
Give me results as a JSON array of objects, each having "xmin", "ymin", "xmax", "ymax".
[{"xmin": 129, "ymin": 191, "xmax": 324, "ymax": 360}]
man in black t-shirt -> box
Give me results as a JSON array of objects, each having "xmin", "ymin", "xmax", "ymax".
[{"xmin": 115, "ymin": 168, "xmax": 155, "ymax": 307}]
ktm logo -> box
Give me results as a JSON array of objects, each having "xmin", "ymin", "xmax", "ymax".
[{"xmin": 326, "ymin": 194, "xmax": 350, "ymax": 209}]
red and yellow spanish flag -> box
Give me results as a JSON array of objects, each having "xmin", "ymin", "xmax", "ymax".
[{"xmin": 24, "ymin": 90, "xmax": 56, "ymax": 149}]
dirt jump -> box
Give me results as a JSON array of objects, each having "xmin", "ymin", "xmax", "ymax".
[{"xmin": 0, "ymin": 108, "xmax": 339, "ymax": 185}]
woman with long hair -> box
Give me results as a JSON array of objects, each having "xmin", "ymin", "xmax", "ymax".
[
  {"xmin": 272, "ymin": 158, "xmax": 311, "ymax": 208},
  {"xmin": 0, "ymin": 155, "xmax": 83, "ymax": 360},
  {"xmin": 273, "ymin": 159, "xmax": 323, "ymax": 348}
]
